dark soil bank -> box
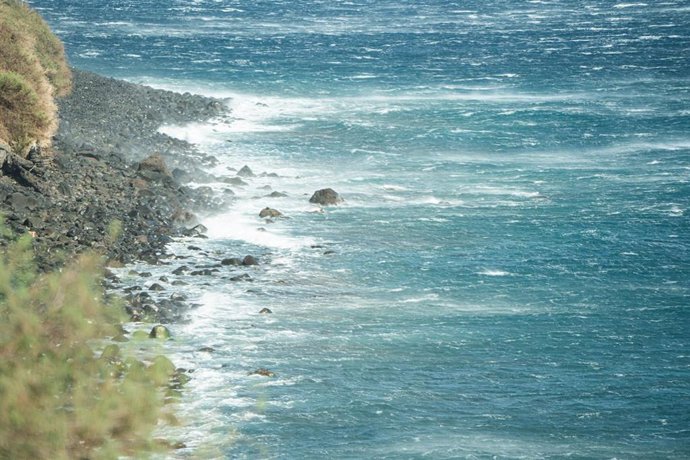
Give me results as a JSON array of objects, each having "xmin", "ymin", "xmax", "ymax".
[{"xmin": 0, "ymin": 69, "xmax": 229, "ymax": 271}]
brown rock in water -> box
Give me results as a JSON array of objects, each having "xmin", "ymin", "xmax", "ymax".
[
  {"xmin": 309, "ymin": 188, "xmax": 343, "ymax": 205},
  {"xmin": 248, "ymin": 368, "xmax": 275, "ymax": 377},
  {"xmin": 259, "ymin": 308, "xmax": 273, "ymax": 314},
  {"xmin": 259, "ymin": 207, "xmax": 283, "ymax": 218},
  {"xmin": 242, "ymin": 255, "xmax": 259, "ymax": 266}
]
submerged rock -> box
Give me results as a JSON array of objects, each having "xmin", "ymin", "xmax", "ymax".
[
  {"xmin": 172, "ymin": 265, "xmax": 189, "ymax": 275},
  {"xmin": 309, "ymin": 188, "xmax": 343, "ymax": 205},
  {"xmin": 267, "ymin": 191, "xmax": 287, "ymax": 198},
  {"xmin": 259, "ymin": 308, "xmax": 273, "ymax": 314},
  {"xmin": 222, "ymin": 176, "xmax": 248, "ymax": 186},
  {"xmin": 221, "ymin": 257, "xmax": 243, "ymax": 266},
  {"xmin": 190, "ymin": 268, "xmax": 217, "ymax": 276}
]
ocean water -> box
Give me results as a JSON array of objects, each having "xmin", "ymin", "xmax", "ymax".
[{"xmin": 32, "ymin": 0, "xmax": 690, "ymax": 458}]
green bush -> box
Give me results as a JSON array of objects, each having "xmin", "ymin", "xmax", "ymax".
[{"xmin": 0, "ymin": 223, "xmax": 173, "ymax": 459}]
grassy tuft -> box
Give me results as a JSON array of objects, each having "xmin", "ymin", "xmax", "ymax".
[
  {"xmin": 0, "ymin": 71, "xmax": 52, "ymax": 153},
  {"xmin": 0, "ymin": 0, "xmax": 71, "ymax": 156},
  {"xmin": 0, "ymin": 220, "xmax": 174, "ymax": 459}
]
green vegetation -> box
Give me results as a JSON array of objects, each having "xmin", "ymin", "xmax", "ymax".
[
  {"xmin": 0, "ymin": 222, "xmax": 178, "ymax": 459},
  {"xmin": 0, "ymin": 0, "xmax": 71, "ymax": 156}
]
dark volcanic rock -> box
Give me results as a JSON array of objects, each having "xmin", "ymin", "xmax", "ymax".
[
  {"xmin": 309, "ymin": 188, "xmax": 343, "ymax": 205},
  {"xmin": 7, "ymin": 192, "xmax": 38, "ymax": 211},
  {"xmin": 221, "ymin": 257, "xmax": 243, "ymax": 266},
  {"xmin": 172, "ymin": 266, "xmax": 189, "ymax": 275},
  {"xmin": 242, "ymin": 255, "xmax": 259, "ymax": 266},
  {"xmin": 190, "ymin": 269, "xmax": 217, "ymax": 276},
  {"xmin": 237, "ymin": 165, "xmax": 254, "ymax": 177},
  {"xmin": 267, "ymin": 191, "xmax": 287, "ymax": 198},
  {"xmin": 182, "ymin": 224, "xmax": 208, "ymax": 238}
]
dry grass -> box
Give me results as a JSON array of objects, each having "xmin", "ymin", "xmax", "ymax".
[{"xmin": 0, "ymin": 0, "xmax": 71, "ymax": 156}]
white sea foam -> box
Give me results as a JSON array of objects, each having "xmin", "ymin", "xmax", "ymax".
[
  {"xmin": 471, "ymin": 186, "xmax": 542, "ymax": 198},
  {"xmin": 614, "ymin": 3, "xmax": 648, "ymax": 8},
  {"xmin": 139, "ymin": 76, "xmax": 593, "ymax": 131},
  {"xmin": 400, "ymin": 293, "xmax": 440, "ymax": 304},
  {"xmin": 478, "ymin": 269, "xmax": 512, "ymax": 276},
  {"xmin": 202, "ymin": 209, "xmax": 314, "ymax": 250},
  {"xmin": 78, "ymin": 50, "xmax": 102, "ymax": 58},
  {"xmin": 158, "ymin": 122, "xmax": 227, "ymax": 145},
  {"xmin": 667, "ymin": 205, "xmax": 684, "ymax": 216},
  {"xmin": 381, "ymin": 184, "xmax": 409, "ymax": 192}
]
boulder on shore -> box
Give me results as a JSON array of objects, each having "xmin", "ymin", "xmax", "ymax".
[
  {"xmin": 137, "ymin": 153, "xmax": 171, "ymax": 177},
  {"xmin": 309, "ymin": 188, "xmax": 343, "ymax": 205}
]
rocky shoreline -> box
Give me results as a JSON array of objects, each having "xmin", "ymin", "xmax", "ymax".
[
  {"xmin": 0, "ymin": 69, "xmax": 228, "ymax": 277},
  {"xmin": 0, "ymin": 69, "xmax": 244, "ymax": 325},
  {"xmin": 1, "ymin": 68, "xmax": 343, "ymax": 324}
]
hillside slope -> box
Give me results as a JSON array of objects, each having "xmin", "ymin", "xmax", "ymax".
[{"xmin": 0, "ymin": 0, "xmax": 71, "ymax": 156}]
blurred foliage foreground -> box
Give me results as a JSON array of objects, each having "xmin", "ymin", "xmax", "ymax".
[{"xmin": 0, "ymin": 223, "xmax": 181, "ymax": 459}]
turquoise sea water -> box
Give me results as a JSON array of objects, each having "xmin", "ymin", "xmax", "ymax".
[{"xmin": 33, "ymin": 1, "xmax": 690, "ymax": 458}]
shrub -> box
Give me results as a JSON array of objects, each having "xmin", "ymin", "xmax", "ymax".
[
  {"xmin": 0, "ymin": 222, "xmax": 172, "ymax": 459},
  {"xmin": 0, "ymin": 0, "xmax": 71, "ymax": 155}
]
